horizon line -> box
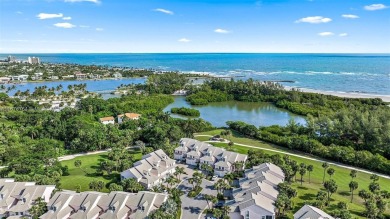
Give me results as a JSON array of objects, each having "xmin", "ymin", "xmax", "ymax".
[{"xmin": 1, "ymin": 52, "xmax": 390, "ymax": 55}]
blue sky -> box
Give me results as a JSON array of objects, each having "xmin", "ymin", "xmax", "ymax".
[{"xmin": 0, "ymin": 0, "xmax": 389, "ymax": 53}]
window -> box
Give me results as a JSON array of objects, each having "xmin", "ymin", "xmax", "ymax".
[
  {"xmin": 245, "ymin": 211, "xmax": 249, "ymax": 219},
  {"xmin": 266, "ymin": 216, "xmax": 272, "ymax": 219},
  {"xmin": 261, "ymin": 217, "xmax": 265, "ymax": 219}
]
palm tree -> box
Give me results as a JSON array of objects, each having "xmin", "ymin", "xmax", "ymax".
[
  {"xmin": 299, "ymin": 168, "xmax": 306, "ymax": 185},
  {"xmin": 327, "ymin": 168, "xmax": 335, "ymax": 179},
  {"xmin": 165, "ymin": 176, "xmax": 177, "ymax": 189},
  {"xmin": 223, "ymin": 173, "xmax": 234, "ymax": 186},
  {"xmin": 322, "ymin": 162, "xmax": 329, "ymax": 183},
  {"xmin": 174, "ymin": 166, "xmax": 186, "ymax": 180},
  {"xmin": 213, "ymin": 208, "xmax": 223, "ymax": 219},
  {"xmin": 221, "ymin": 205, "xmax": 230, "ymax": 217},
  {"xmin": 203, "ymin": 194, "xmax": 217, "ymax": 209},
  {"xmin": 307, "ymin": 165, "xmax": 314, "ymax": 184},
  {"xmin": 350, "ymin": 170, "xmax": 357, "ymax": 180},
  {"xmin": 349, "ymin": 181, "xmax": 358, "ymax": 203}
]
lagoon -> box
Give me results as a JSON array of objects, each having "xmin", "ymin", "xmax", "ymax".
[
  {"xmin": 164, "ymin": 96, "xmax": 306, "ymax": 127},
  {"xmin": 3, "ymin": 78, "xmax": 146, "ymax": 98}
]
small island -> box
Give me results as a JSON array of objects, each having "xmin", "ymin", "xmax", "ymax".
[{"xmin": 171, "ymin": 107, "xmax": 200, "ymax": 117}]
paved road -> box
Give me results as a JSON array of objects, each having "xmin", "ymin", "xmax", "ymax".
[
  {"xmin": 58, "ymin": 146, "xmax": 133, "ymax": 161},
  {"xmin": 195, "ymin": 134, "xmax": 390, "ymax": 180}
]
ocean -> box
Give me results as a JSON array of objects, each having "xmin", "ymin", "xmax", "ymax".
[{"xmin": 1, "ymin": 53, "xmax": 389, "ymax": 95}]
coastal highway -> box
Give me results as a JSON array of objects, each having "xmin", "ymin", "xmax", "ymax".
[{"xmin": 195, "ymin": 134, "xmax": 390, "ymax": 180}]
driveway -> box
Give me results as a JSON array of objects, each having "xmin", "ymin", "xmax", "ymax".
[{"xmin": 176, "ymin": 164, "xmax": 218, "ymax": 219}]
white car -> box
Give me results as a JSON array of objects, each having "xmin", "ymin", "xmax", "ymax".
[{"xmin": 212, "ymin": 175, "xmax": 218, "ymax": 180}]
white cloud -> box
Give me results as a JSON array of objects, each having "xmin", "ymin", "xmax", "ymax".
[
  {"xmin": 64, "ymin": 0, "xmax": 101, "ymax": 4},
  {"xmin": 295, "ymin": 16, "xmax": 332, "ymax": 24},
  {"xmin": 339, "ymin": 33, "xmax": 348, "ymax": 37},
  {"xmin": 96, "ymin": 28, "xmax": 104, "ymax": 31},
  {"xmin": 214, "ymin": 28, "xmax": 230, "ymax": 34},
  {"xmin": 16, "ymin": 11, "xmax": 23, "ymax": 14},
  {"xmin": 53, "ymin": 22, "xmax": 76, "ymax": 28},
  {"xmin": 154, "ymin": 8, "xmax": 174, "ymax": 15},
  {"xmin": 364, "ymin": 4, "xmax": 388, "ymax": 11},
  {"xmin": 37, "ymin": 13, "xmax": 63, "ymax": 20},
  {"xmin": 63, "ymin": 16, "xmax": 72, "ymax": 20},
  {"xmin": 178, "ymin": 38, "xmax": 191, "ymax": 43},
  {"xmin": 318, "ymin": 32, "xmax": 334, "ymax": 36},
  {"xmin": 342, "ymin": 14, "xmax": 359, "ymax": 19},
  {"xmin": 79, "ymin": 25, "xmax": 90, "ymax": 28}
]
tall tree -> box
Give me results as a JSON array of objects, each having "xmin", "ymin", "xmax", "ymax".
[
  {"xmin": 307, "ymin": 165, "xmax": 314, "ymax": 184},
  {"xmin": 322, "ymin": 162, "xmax": 329, "ymax": 183},
  {"xmin": 349, "ymin": 181, "xmax": 358, "ymax": 203},
  {"xmin": 299, "ymin": 168, "xmax": 306, "ymax": 185},
  {"xmin": 327, "ymin": 168, "xmax": 335, "ymax": 179},
  {"xmin": 324, "ymin": 179, "xmax": 338, "ymax": 202}
]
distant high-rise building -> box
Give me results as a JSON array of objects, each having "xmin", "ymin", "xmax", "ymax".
[
  {"xmin": 28, "ymin": 56, "xmax": 40, "ymax": 64},
  {"xmin": 7, "ymin": 56, "xmax": 16, "ymax": 62}
]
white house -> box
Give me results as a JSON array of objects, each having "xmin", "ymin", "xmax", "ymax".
[
  {"xmin": 40, "ymin": 191, "xmax": 168, "ymax": 219},
  {"xmin": 120, "ymin": 149, "xmax": 176, "ymax": 189},
  {"xmin": 0, "ymin": 179, "xmax": 55, "ymax": 219},
  {"xmin": 99, "ymin": 116, "xmax": 115, "ymax": 125},
  {"xmin": 174, "ymin": 138, "xmax": 247, "ymax": 177},
  {"xmin": 229, "ymin": 163, "xmax": 285, "ymax": 219},
  {"xmin": 113, "ymin": 72, "xmax": 122, "ymax": 79},
  {"xmin": 117, "ymin": 113, "xmax": 141, "ymax": 124},
  {"xmin": 294, "ymin": 205, "xmax": 335, "ymax": 219}
]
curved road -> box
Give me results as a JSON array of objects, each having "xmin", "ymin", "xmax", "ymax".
[{"xmin": 195, "ymin": 134, "xmax": 390, "ymax": 180}]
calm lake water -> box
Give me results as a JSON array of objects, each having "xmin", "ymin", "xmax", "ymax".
[{"xmin": 164, "ymin": 96, "xmax": 306, "ymax": 127}]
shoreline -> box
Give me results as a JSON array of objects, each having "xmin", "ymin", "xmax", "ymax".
[{"xmin": 286, "ymin": 86, "xmax": 390, "ymax": 102}]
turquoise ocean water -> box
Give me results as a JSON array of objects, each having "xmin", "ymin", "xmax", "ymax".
[{"xmin": 1, "ymin": 53, "xmax": 389, "ymax": 95}]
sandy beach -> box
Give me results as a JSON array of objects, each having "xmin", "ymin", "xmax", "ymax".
[{"xmin": 285, "ymin": 86, "xmax": 390, "ymax": 102}]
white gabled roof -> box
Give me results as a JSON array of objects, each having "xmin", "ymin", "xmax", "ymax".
[{"xmin": 294, "ymin": 205, "xmax": 335, "ymax": 219}]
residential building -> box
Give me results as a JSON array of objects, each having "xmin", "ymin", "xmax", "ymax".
[
  {"xmin": 293, "ymin": 205, "xmax": 335, "ymax": 219},
  {"xmin": 0, "ymin": 179, "xmax": 55, "ymax": 218},
  {"xmin": 113, "ymin": 72, "xmax": 122, "ymax": 78},
  {"xmin": 40, "ymin": 191, "xmax": 168, "ymax": 219},
  {"xmin": 75, "ymin": 72, "xmax": 88, "ymax": 80},
  {"xmin": 118, "ymin": 113, "xmax": 142, "ymax": 124},
  {"xmin": 99, "ymin": 116, "xmax": 115, "ymax": 125},
  {"xmin": 51, "ymin": 76, "xmax": 59, "ymax": 80},
  {"xmin": 62, "ymin": 75, "xmax": 75, "ymax": 80},
  {"xmin": 120, "ymin": 149, "xmax": 176, "ymax": 189},
  {"xmin": 10, "ymin": 75, "xmax": 28, "ymax": 81},
  {"xmin": 7, "ymin": 56, "xmax": 16, "ymax": 63},
  {"xmin": 174, "ymin": 138, "xmax": 247, "ymax": 177},
  {"xmin": 31, "ymin": 73, "xmax": 43, "ymax": 81},
  {"xmin": 229, "ymin": 163, "xmax": 285, "ymax": 219},
  {"xmin": 0, "ymin": 77, "xmax": 11, "ymax": 84},
  {"xmin": 27, "ymin": 57, "xmax": 40, "ymax": 64}
]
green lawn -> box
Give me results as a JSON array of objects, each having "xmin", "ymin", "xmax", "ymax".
[
  {"xmin": 195, "ymin": 130, "xmax": 390, "ymax": 218},
  {"xmin": 59, "ymin": 149, "xmax": 142, "ymax": 192}
]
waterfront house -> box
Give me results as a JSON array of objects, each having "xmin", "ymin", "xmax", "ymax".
[
  {"xmin": 40, "ymin": 191, "xmax": 168, "ymax": 219},
  {"xmin": 62, "ymin": 75, "xmax": 75, "ymax": 80},
  {"xmin": 174, "ymin": 138, "xmax": 247, "ymax": 177},
  {"xmin": 74, "ymin": 72, "xmax": 88, "ymax": 80},
  {"xmin": 113, "ymin": 72, "xmax": 122, "ymax": 79},
  {"xmin": 0, "ymin": 179, "xmax": 55, "ymax": 219},
  {"xmin": 99, "ymin": 116, "xmax": 115, "ymax": 125},
  {"xmin": 0, "ymin": 77, "xmax": 10, "ymax": 84},
  {"xmin": 293, "ymin": 205, "xmax": 335, "ymax": 219},
  {"xmin": 117, "ymin": 113, "xmax": 141, "ymax": 124},
  {"xmin": 31, "ymin": 72, "xmax": 43, "ymax": 81},
  {"xmin": 228, "ymin": 163, "xmax": 285, "ymax": 219},
  {"xmin": 120, "ymin": 149, "xmax": 176, "ymax": 189}
]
